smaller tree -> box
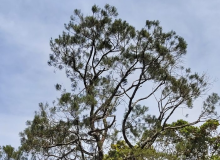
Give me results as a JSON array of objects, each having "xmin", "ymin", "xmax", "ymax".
[
  {"xmin": 105, "ymin": 119, "xmax": 220, "ymax": 160},
  {"xmin": 168, "ymin": 119, "xmax": 220, "ymax": 159}
]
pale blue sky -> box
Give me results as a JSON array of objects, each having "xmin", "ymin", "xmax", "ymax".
[{"xmin": 0, "ymin": 0, "xmax": 220, "ymax": 148}]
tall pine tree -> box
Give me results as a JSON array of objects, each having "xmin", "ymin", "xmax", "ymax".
[{"xmin": 19, "ymin": 4, "xmax": 219, "ymax": 160}]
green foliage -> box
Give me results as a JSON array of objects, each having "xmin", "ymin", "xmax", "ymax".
[{"xmin": 104, "ymin": 140, "xmax": 177, "ymax": 160}]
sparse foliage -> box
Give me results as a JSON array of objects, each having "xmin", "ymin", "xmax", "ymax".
[{"xmin": 0, "ymin": 145, "xmax": 28, "ymax": 160}]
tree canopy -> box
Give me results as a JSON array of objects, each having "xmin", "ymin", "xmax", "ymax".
[{"xmin": 15, "ymin": 4, "xmax": 220, "ymax": 160}]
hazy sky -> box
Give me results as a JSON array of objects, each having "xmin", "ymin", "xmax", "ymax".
[{"xmin": 1, "ymin": 0, "xmax": 220, "ymax": 148}]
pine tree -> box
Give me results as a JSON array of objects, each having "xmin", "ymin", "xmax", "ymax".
[{"xmin": 19, "ymin": 4, "xmax": 219, "ymax": 160}]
